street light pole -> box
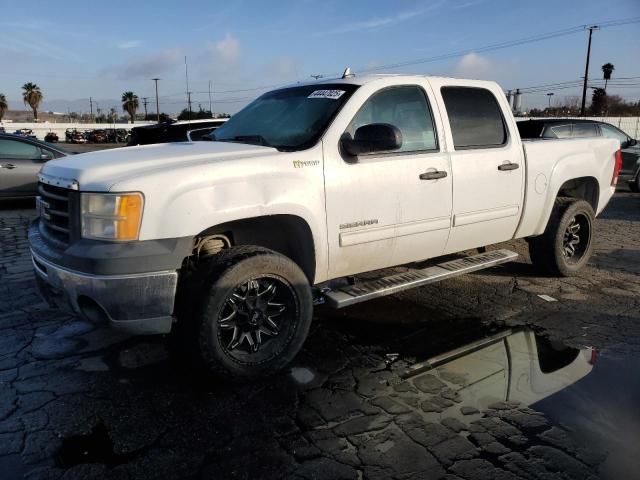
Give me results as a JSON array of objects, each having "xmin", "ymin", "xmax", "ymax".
[
  {"xmin": 152, "ymin": 78, "xmax": 160, "ymax": 123},
  {"xmin": 580, "ymin": 26, "xmax": 599, "ymax": 117}
]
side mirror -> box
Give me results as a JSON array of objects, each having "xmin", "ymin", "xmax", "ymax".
[
  {"xmin": 340, "ymin": 123, "xmax": 402, "ymax": 157},
  {"xmin": 626, "ymin": 138, "xmax": 638, "ymax": 148},
  {"xmin": 39, "ymin": 153, "xmax": 53, "ymax": 161}
]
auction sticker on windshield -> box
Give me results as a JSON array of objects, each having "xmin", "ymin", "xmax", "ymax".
[{"xmin": 308, "ymin": 90, "xmax": 345, "ymax": 99}]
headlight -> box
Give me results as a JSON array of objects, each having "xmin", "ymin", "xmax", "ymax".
[{"xmin": 81, "ymin": 192, "xmax": 144, "ymax": 241}]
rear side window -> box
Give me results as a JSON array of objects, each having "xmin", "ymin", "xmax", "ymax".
[
  {"xmin": 546, "ymin": 125, "xmax": 572, "ymax": 138},
  {"xmin": 572, "ymin": 123, "xmax": 599, "ymax": 138},
  {"xmin": 441, "ymin": 87, "xmax": 507, "ymax": 149}
]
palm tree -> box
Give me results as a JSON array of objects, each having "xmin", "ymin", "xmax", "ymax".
[
  {"xmin": 121, "ymin": 92, "xmax": 139, "ymax": 124},
  {"xmin": 22, "ymin": 83, "xmax": 43, "ymax": 121},
  {"xmin": 602, "ymin": 63, "xmax": 615, "ymax": 92},
  {"xmin": 0, "ymin": 93, "xmax": 7, "ymax": 122}
]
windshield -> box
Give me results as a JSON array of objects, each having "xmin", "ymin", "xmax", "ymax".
[{"xmin": 211, "ymin": 83, "xmax": 359, "ymax": 151}]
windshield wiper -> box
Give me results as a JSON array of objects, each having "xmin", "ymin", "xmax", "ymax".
[{"xmin": 215, "ymin": 135, "xmax": 272, "ymax": 147}]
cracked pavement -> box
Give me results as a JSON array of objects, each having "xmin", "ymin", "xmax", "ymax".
[{"xmin": 0, "ymin": 191, "xmax": 639, "ymax": 480}]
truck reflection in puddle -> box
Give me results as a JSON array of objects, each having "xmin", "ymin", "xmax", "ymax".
[
  {"xmin": 314, "ymin": 327, "xmax": 603, "ymax": 479},
  {"xmin": 401, "ymin": 328, "xmax": 594, "ymax": 416}
]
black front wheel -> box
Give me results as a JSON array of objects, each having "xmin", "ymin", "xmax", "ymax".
[
  {"xmin": 183, "ymin": 246, "xmax": 313, "ymax": 378},
  {"xmin": 528, "ymin": 198, "xmax": 596, "ymax": 277}
]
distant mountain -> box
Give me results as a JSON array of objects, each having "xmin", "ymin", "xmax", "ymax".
[{"xmin": 6, "ymin": 98, "xmax": 123, "ymax": 115}]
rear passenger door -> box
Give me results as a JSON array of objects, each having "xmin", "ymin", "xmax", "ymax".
[{"xmin": 438, "ymin": 86, "xmax": 525, "ymax": 254}]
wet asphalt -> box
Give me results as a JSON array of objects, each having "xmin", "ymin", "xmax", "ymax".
[{"xmin": 0, "ymin": 188, "xmax": 639, "ymax": 479}]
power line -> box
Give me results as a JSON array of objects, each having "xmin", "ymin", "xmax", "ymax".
[{"xmin": 316, "ymin": 16, "xmax": 640, "ymax": 78}]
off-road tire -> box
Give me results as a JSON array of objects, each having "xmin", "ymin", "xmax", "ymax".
[
  {"xmin": 177, "ymin": 246, "xmax": 313, "ymax": 379},
  {"xmin": 528, "ymin": 198, "xmax": 595, "ymax": 277}
]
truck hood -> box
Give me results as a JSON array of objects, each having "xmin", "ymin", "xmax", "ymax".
[{"xmin": 41, "ymin": 141, "xmax": 279, "ymax": 191}]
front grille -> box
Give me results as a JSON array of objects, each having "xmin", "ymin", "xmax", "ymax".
[{"xmin": 38, "ymin": 183, "xmax": 75, "ymax": 248}]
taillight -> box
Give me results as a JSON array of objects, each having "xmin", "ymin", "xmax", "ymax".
[{"xmin": 612, "ymin": 149, "xmax": 623, "ymax": 186}]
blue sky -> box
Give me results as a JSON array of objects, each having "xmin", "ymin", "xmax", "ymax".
[{"xmin": 1, "ymin": 0, "xmax": 639, "ymax": 114}]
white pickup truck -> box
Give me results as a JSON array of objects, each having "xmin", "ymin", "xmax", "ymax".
[{"xmin": 29, "ymin": 73, "xmax": 622, "ymax": 378}]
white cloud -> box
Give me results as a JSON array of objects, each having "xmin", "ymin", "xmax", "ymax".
[
  {"xmin": 317, "ymin": 2, "xmax": 445, "ymax": 35},
  {"xmin": 453, "ymin": 53, "xmax": 494, "ymax": 79},
  {"xmin": 117, "ymin": 40, "xmax": 141, "ymax": 49},
  {"xmin": 212, "ymin": 34, "xmax": 240, "ymax": 62}
]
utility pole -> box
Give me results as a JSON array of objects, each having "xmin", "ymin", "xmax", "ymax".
[
  {"xmin": 142, "ymin": 97, "xmax": 149, "ymax": 119},
  {"xmin": 152, "ymin": 78, "xmax": 160, "ymax": 123},
  {"xmin": 580, "ymin": 25, "xmax": 599, "ymax": 117},
  {"xmin": 208, "ymin": 80, "xmax": 213, "ymax": 117},
  {"xmin": 89, "ymin": 97, "xmax": 93, "ymax": 123},
  {"xmin": 184, "ymin": 56, "xmax": 192, "ymax": 121}
]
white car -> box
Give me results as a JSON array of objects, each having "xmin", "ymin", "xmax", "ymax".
[{"xmin": 29, "ymin": 72, "xmax": 621, "ymax": 378}]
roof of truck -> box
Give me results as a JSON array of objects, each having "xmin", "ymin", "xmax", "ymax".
[{"xmin": 280, "ymin": 73, "xmax": 500, "ymax": 90}]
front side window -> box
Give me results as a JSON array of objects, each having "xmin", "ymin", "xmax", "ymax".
[
  {"xmin": 599, "ymin": 123, "xmax": 630, "ymax": 146},
  {"xmin": 345, "ymin": 86, "xmax": 438, "ymax": 153},
  {"xmin": 441, "ymin": 87, "xmax": 507, "ymax": 149},
  {"xmin": 0, "ymin": 139, "xmax": 40, "ymax": 159},
  {"xmin": 212, "ymin": 84, "xmax": 359, "ymax": 151},
  {"xmin": 571, "ymin": 123, "xmax": 598, "ymax": 138}
]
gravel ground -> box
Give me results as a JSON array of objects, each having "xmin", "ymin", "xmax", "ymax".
[{"xmin": 0, "ymin": 190, "xmax": 638, "ymax": 480}]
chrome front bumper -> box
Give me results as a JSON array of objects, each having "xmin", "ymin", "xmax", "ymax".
[{"xmin": 31, "ymin": 251, "xmax": 178, "ymax": 335}]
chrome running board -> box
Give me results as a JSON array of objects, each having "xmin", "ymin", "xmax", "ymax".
[{"xmin": 324, "ymin": 249, "xmax": 518, "ymax": 309}]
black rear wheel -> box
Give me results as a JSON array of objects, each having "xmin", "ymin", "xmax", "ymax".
[{"xmin": 528, "ymin": 198, "xmax": 595, "ymax": 277}]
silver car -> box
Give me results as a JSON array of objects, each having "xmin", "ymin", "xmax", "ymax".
[{"xmin": 0, "ymin": 133, "xmax": 68, "ymax": 199}]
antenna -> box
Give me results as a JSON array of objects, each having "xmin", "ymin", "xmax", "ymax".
[{"xmin": 342, "ymin": 67, "xmax": 354, "ymax": 79}]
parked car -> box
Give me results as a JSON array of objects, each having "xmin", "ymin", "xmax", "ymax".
[
  {"xmin": 70, "ymin": 132, "xmax": 88, "ymax": 144},
  {"xmin": 104, "ymin": 128, "xmax": 129, "ymax": 143},
  {"xmin": 0, "ymin": 133, "xmax": 68, "ymax": 198},
  {"xmin": 13, "ymin": 128, "xmax": 37, "ymax": 139},
  {"xmin": 127, "ymin": 119, "xmax": 227, "ymax": 146},
  {"xmin": 88, "ymin": 129, "xmax": 108, "ymax": 143},
  {"xmin": 44, "ymin": 132, "xmax": 59, "ymax": 143},
  {"xmin": 30, "ymin": 74, "xmax": 620, "ymax": 378},
  {"xmin": 0, "ymin": 127, "xmax": 5, "ymax": 133},
  {"xmin": 518, "ymin": 119, "xmax": 640, "ymax": 192}
]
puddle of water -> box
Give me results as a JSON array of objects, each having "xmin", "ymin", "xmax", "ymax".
[
  {"xmin": 55, "ymin": 423, "xmax": 136, "ymax": 468},
  {"xmin": 0, "ymin": 454, "xmax": 26, "ymax": 480},
  {"xmin": 532, "ymin": 350, "xmax": 640, "ymax": 480}
]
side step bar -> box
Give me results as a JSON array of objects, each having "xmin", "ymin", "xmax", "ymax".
[{"xmin": 324, "ymin": 249, "xmax": 518, "ymax": 309}]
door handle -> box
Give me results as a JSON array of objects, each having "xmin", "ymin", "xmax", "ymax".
[
  {"xmin": 419, "ymin": 170, "xmax": 448, "ymax": 180},
  {"xmin": 497, "ymin": 162, "xmax": 519, "ymax": 171},
  {"xmin": 0, "ymin": 164, "xmax": 16, "ymax": 169}
]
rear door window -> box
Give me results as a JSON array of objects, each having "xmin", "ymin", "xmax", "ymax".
[
  {"xmin": 441, "ymin": 87, "xmax": 507, "ymax": 149},
  {"xmin": 571, "ymin": 123, "xmax": 599, "ymax": 138},
  {"xmin": 546, "ymin": 125, "xmax": 572, "ymax": 138}
]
